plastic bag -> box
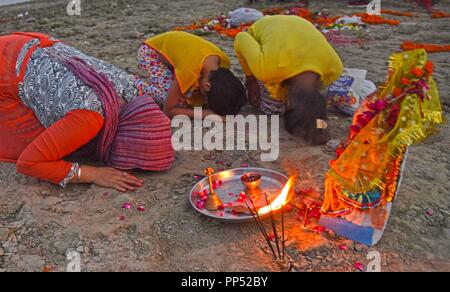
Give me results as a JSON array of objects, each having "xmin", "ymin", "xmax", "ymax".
[
  {"xmin": 327, "ymin": 68, "xmax": 377, "ymax": 116},
  {"xmin": 229, "ymin": 8, "xmax": 264, "ymax": 28}
]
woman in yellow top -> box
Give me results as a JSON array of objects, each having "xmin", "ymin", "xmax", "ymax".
[
  {"xmin": 135, "ymin": 31, "xmax": 246, "ymax": 119},
  {"xmin": 235, "ymin": 15, "xmax": 344, "ymax": 145}
]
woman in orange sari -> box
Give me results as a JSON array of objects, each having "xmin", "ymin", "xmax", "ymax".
[{"xmin": 0, "ymin": 32, "xmax": 174, "ymax": 192}]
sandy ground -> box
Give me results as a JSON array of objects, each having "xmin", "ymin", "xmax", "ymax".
[{"xmin": 0, "ymin": 0, "xmax": 449, "ymax": 272}]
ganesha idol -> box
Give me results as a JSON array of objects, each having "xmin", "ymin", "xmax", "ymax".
[{"xmin": 319, "ymin": 49, "xmax": 443, "ymax": 246}]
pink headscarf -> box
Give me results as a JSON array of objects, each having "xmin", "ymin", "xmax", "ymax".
[{"xmin": 65, "ymin": 57, "xmax": 174, "ymax": 171}]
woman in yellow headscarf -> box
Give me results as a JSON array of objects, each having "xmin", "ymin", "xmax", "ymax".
[
  {"xmin": 136, "ymin": 31, "xmax": 246, "ymax": 119},
  {"xmin": 235, "ymin": 15, "xmax": 344, "ymax": 145}
]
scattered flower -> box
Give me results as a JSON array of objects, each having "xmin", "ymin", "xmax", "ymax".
[
  {"xmin": 283, "ymin": 204, "xmax": 293, "ymax": 213},
  {"xmin": 137, "ymin": 206, "xmax": 145, "ymax": 212},
  {"xmin": 241, "ymin": 163, "xmax": 249, "ymax": 167},
  {"xmin": 354, "ymin": 262, "xmax": 365, "ymax": 272},
  {"xmin": 122, "ymin": 202, "xmax": 132, "ymax": 209},
  {"xmin": 196, "ymin": 200, "xmax": 205, "ymax": 210},
  {"xmin": 117, "ymin": 215, "xmax": 125, "ymax": 221},
  {"xmin": 236, "ymin": 192, "xmax": 247, "ymax": 203},
  {"xmin": 339, "ymin": 244, "xmax": 348, "ymax": 251},
  {"xmin": 313, "ymin": 226, "xmax": 327, "ymax": 234}
]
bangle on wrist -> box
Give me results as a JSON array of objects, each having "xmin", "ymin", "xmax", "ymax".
[{"xmin": 77, "ymin": 166, "xmax": 82, "ymax": 182}]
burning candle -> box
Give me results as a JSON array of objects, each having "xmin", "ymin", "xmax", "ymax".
[{"xmin": 258, "ymin": 177, "xmax": 295, "ymax": 216}]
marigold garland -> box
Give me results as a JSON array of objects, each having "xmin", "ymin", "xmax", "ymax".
[
  {"xmin": 355, "ymin": 13, "xmax": 400, "ymax": 26},
  {"xmin": 431, "ymin": 11, "xmax": 450, "ymax": 18},
  {"xmin": 381, "ymin": 9, "xmax": 414, "ymax": 17},
  {"xmin": 173, "ymin": 6, "xmax": 404, "ymax": 39},
  {"xmin": 401, "ymin": 40, "xmax": 450, "ymax": 53}
]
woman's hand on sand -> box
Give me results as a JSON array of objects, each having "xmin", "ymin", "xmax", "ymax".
[
  {"xmin": 79, "ymin": 166, "xmax": 144, "ymax": 192},
  {"xmin": 245, "ymin": 77, "xmax": 261, "ymax": 107}
]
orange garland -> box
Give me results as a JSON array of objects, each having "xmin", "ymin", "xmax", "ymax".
[
  {"xmin": 355, "ymin": 13, "xmax": 400, "ymax": 26},
  {"xmin": 401, "ymin": 40, "xmax": 450, "ymax": 53},
  {"xmin": 174, "ymin": 7, "xmax": 407, "ymax": 39},
  {"xmin": 381, "ymin": 9, "xmax": 414, "ymax": 17},
  {"xmin": 431, "ymin": 11, "xmax": 450, "ymax": 18}
]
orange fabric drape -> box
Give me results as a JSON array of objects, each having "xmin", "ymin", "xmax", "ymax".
[
  {"xmin": 0, "ymin": 33, "xmax": 104, "ymax": 185},
  {"xmin": 16, "ymin": 110, "xmax": 104, "ymax": 184},
  {"xmin": 0, "ymin": 32, "xmax": 58, "ymax": 162}
]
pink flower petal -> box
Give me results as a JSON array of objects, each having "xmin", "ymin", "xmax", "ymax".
[
  {"xmin": 241, "ymin": 163, "xmax": 249, "ymax": 167},
  {"xmin": 354, "ymin": 262, "xmax": 365, "ymax": 272},
  {"xmin": 196, "ymin": 201, "xmax": 205, "ymax": 210},
  {"xmin": 122, "ymin": 202, "xmax": 132, "ymax": 209},
  {"xmin": 117, "ymin": 215, "xmax": 125, "ymax": 221},
  {"xmin": 194, "ymin": 175, "xmax": 202, "ymax": 181},
  {"xmin": 339, "ymin": 244, "xmax": 348, "ymax": 251},
  {"xmin": 313, "ymin": 226, "xmax": 327, "ymax": 234},
  {"xmin": 137, "ymin": 206, "xmax": 145, "ymax": 212}
]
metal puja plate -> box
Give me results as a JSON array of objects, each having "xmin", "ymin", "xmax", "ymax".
[{"xmin": 189, "ymin": 168, "xmax": 289, "ymax": 223}]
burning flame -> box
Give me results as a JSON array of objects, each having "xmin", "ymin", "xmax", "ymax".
[{"xmin": 258, "ymin": 176, "xmax": 295, "ymax": 216}]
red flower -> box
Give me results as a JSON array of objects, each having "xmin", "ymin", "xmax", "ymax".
[
  {"xmin": 196, "ymin": 200, "xmax": 205, "ymax": 210},
  {"xmin": 236, "ymin": 192, "xmax": 247, "ymax": 203},
  {"xmin": 392, "ymin": 87, "xmax": 403, "ymax": 97},
  {"xmin": 339, "ymin": 244, "xmax": 348, "ymax": 251},
  {"xmin": 425, "ymin": 61, "xmax": 434, "ymax": 75},
  {"xmin": 411, "ymin": 67, "xmax": 424, "ymax": 78},
  {"xmin": 401, "ymin": 78, "xmax": 410, "ymax": 86},
  {"xmin": 336, "ymin": 147, "xmax": 344, "ymax": 157},
  {"xmin": 354, "ymin": 262, "xmax": 365, "ymax": 272},
  {"xmin": 313, "ymin": 226, "xmax": 327, "ymax": 234},
  {"xmin": 122, "ymin": 202, "xmax": 132, "ymax": 210},
  {"xmin": 350, "ymin": 125, "xmax": 361, "ymax": 137}
]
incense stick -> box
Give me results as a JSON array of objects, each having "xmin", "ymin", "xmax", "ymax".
[
  {"xmin": 281, "ymin": 204, "xmax": 285, "ymax": 261},
  {"xmin": 248, "ymin": 197, "xmax": 276, "ymax": 255},
  {"xmin": 264, "ymin": 192, "xmax": 281, "ymax": 259},
  {"xmin": 304, "ymin": 204, "xmax": 309, "ymax": 228},
  {"xmin": 245, "ymin": 200, "xmax": 277, "ymax": 259}
]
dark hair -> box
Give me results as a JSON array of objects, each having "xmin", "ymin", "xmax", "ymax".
[
  {"xmin": 207, "ymin": 68, "xmax": 247, "ymax": 116},
  {"xmin": 285, "ymin": 86, "xmax": 330, "ymax": 145}
]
